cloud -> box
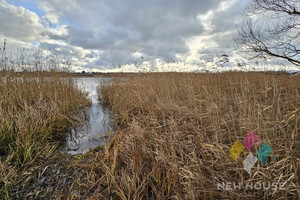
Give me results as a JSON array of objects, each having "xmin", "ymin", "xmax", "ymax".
[
  {"xmin": 39, "ymin": 0, "xmax": 224, "ymax": 65},
  {"xmin": 0, "ymin": 0, "xmax": 263, "ymax": 71},
  {"xmin": 0, "ymin": 0, "xmax": 44, "ymax": 41},
  {"xmin": 39, "ymin": 1, "xmax": 60, "ymax": 24}
]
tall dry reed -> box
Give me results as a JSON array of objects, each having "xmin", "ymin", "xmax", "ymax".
[
  {"xmin": 78, "ymin": 72, "xmax": 300, "ymax": 199},
  {"xmin": 0, "ymin": 72, "xmax": 90, "ymax": 199}
]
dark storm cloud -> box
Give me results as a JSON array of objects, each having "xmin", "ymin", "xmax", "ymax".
[
  {"xmin": 0, "ymin": 0, "xmax": 251, "ymax": 70},
  {"xmin": 42, "ymin": 0, "xmax": 222, "ymax": 64},
  {"xmin": 209, "ymin": 0, "xmax": 249, "ymax": 33},
  {"xmin": 196, "ymin": 0, "xmax": 250, "ymax": 57}
]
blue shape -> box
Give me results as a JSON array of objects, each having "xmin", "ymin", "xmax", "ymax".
[
  {"xmin": 271, "ymin": 155, "xmax": 274, "ymax": 160},
  {"xmin": 257, "ymin": 143, "xmax": 272, "ymax": 164},
  {"xmin": 7, "ymin": 0, "xmax": 45, "ymax": 17}
]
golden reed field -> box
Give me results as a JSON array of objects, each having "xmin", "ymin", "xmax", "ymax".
[
  {"xmin": 1, "ymin": 72, "xmax": 299, "ymax": 200},
  {"xmin": 80, "ymin": 72, "xmax": 299, "ymax": 200}
]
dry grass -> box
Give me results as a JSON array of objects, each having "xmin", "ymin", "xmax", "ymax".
[
  {"xmin": 0, "ymin": 71, "xmax": 90, "ymax": 199},
  {"xmin": 0, "ymin": 41, "xmax": 92, "ymax": 199},
  {"xmin": 74, "ymin": 72, "xmax": 300, "ymax": 199}
]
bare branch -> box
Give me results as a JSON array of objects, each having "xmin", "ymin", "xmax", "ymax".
[{"xmin": 235, "ymin": 0, "xmax": 300, "ymax": 67}]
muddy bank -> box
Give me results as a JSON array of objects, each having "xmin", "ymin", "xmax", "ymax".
[{"xmin": 10, "ymin": 154, "xmax": 91, "ymax": 199}]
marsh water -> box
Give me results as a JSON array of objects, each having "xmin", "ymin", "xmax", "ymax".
[{"xmin": 64, "ymin": 77, "xmax": 112, "ymax": 154}]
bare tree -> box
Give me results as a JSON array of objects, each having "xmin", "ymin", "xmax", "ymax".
[{"xmin": 235, "ymin": 0, "xmax": 300, "ymax": 66}]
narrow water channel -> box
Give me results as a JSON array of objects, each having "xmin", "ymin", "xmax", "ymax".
[{"xmin": 64, "ymin": 77, "xmax": 111, "ymax": 154}]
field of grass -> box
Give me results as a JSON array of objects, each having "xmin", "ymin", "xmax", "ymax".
[
  {"xmin": 68, "ymin": 72, "xmax": 300, "ymax": 199},
  {"xmin": 0, "ymin": 70, "xmax": 299, "ymax": 199},
  {"xmin": 0, "ymin": 71, "xmax": 90, "ymax": 199}
]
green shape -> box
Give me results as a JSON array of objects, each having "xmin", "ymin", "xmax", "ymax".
[
  {"xmin": 257, "ymin": 143, "xmax": 272, "ymax": 164},
  {"xmin": 230, "ymin": 140, "xmax": 245, "ymax": 162}
]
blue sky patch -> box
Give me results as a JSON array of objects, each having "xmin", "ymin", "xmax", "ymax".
[{"xmin": 7, "ymin": 0, "xmax": 45, "ymax": 17}]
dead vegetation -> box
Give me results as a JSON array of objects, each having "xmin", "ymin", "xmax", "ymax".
[
  {"xmin": 1, "ymin": 70, "xmax": 299, "ymax": 199},
  {"xmin": 72, "ymin": 72, "xmax": 300, "ymax": 199},
  {"xmin": 0, "ymin": 72, "xmax": 91, "ymax": 199},
  {"xmin": 0, "ymin": 39, "xmax": 92, "ymax": 199}
]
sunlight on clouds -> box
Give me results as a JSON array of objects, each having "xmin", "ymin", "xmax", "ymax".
[
  {"xmin": 1, "ymin": 0, "xmax": 294, "ymax": 72},
  {"xmin": 132, "ymin": 52, "xmax": 143, "ymax": 59},
  {"xmin": 0, "ymin": 0, "xmax": 44, "ymax": 41},
  {"xmin": 39, "ymin": 1, "xmax": 60, "ymax": 24},
  {"xmin": 219, "ymin": 0, "xmax": 237, "ymax": 11}
]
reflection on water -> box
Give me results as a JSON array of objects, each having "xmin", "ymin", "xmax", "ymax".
[{"xmin": 64, "ymin": 77, "xmax": 112, "ymax": 154}]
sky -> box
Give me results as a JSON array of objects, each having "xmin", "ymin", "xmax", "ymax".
[{"xmin": 0, "ymin": 0, "xmax": 297, "ymax": 72}]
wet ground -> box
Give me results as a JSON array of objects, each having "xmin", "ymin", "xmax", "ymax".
[
  {"xmin": 64, "ymin": 77, "xmax": 112, "ymax": 154},
  {"xmin": 10, "ymin": 154, "xmax": 95, "ymax": 200},
  {"xmin": 11, "ymin": 77, "xmax": 113, "ymax": 199}
]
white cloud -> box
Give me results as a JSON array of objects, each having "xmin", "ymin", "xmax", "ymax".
[
  {"xmin": 39, "ymin": 1, "xmax": 60, "ymax": 24},
  {"xmin": 0, "ymin": 0, "xmax": 44, "ymax": 41},
  {"xmin": 132, "ymin": 52, "xmax": 142, "ymax": 59},
  {"xmin": 1, "ymin": 0, "xmax": 295, "ymax": 72}
]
